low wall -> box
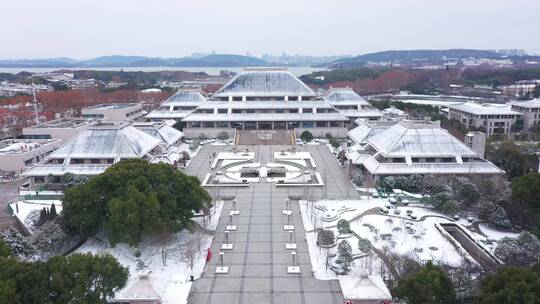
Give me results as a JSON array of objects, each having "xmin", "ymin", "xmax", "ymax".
[{"xmin": 183, "ymin": 128, "xmax": 236, "ymax": 139}]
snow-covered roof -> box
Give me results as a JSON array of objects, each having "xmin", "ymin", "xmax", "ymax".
[
  {"xmin": 348, "ymin": 124, "xmax": 390, "ymax": 145},
  {"xmin": 213, "ymin": 70, "xmax": 317, "ymax": 97},
  {"xmin": 369, "ymin": 122, "xmax": 478, "ymax": 158},
  {"xmin": 133, "ymin": 122, "xmax": 184, "ymax": 146},
  {"xmin": 23, "ymin": 164, "xmax": 110, "ymax": 176},
  {"xmin": 357, "ymin": 158, "xmax": 504, "ymax": 175},
  {"xmin": 510, "ymin": 98, "xmax": 540, "ymax": 109},
  {"xmin": 183, "ymin": 112, "xmax": 348, "ymax": 122},
  {"xmin": 338, "ymin": 109, "xmax": 383, "ymax": 119},
  {"xmin": 447, "ymin": 103, "xmax": 521, "ymax": 115},
  {"xmin": 50, "ymin": 124, "xmax": 160, "ymax": 159},
  {"xmin": 145, "ymin": 109, "xmax": 194, "ymax": 119},
  {"xmin": 325, "ymin": 88, "xmax": 370, "ymax": 105},
  {"xmin": 163, "ymin": 90, "xmax": 206, "ymax": 106},
  {"xmin": 347, "ymin": 120, "xmax": 504, "ymax": 175},
  {"xmin": 338, "ymin": 274, "xmax": 392, "ymax": 301},
  {"xmin": 383, "ymin": 107, "xmax": 406, "ymax": 116}
]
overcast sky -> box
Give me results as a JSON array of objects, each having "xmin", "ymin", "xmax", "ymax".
[{"xmin": 1, "ymin": 0, "xmax": 539, "ymax": 59}]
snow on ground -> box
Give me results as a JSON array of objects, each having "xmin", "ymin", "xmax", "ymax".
[
  {"xmin": 78, "ymin": 230, "xmax": 211, "ymax": 304},
  {"xmin": 299, "ymin": 199, "xmax": 385, "ymax": 231},
  {"xmin": 305, "ymin": 231, "xmax": 338, "ymax": 280},
  {"xmin": 478, "ymin": 223, "xmax": 520, "ymax": 241},
  {"xmin": 192, "ymin": 200, "xmax": 224, "ymax": 232},
  {"xmin": 351, "ymin": 214, "xmax": 465, "ymax": 267},
  {"xmin": 9, "ymin": 200, "xmax": 63, "ymax": 232},
  {"xmin": 77, "ymin": 201, "xmax": 224, "ymax": 304}
]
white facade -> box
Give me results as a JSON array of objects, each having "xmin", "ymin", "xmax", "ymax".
[
  {"xmin": 510, "ymin": 99, "xmax": 540, "ymax": 131},
  {"xmin": 0, "ymin": 139, "xmax": 62, "ymax": 173},
  {"xmin": 447, "ymin": 103, "xmax": 521, "ymax": 138},
  {"xmin": 22, "ymin": 118, "xmax": 93, "ymax": 143},
  {"xmin": 145, "ymin": 69, "xmax": 392, "ymax": 138}
]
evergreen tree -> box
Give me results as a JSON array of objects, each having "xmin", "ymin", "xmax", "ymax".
[
  {"xmin": 394, "ymin": 261, "xmax": 456, "ymax": 304},
  {"xmin": 62, "ymin": 159, "xmax": 211, "ymax": 245},
  {"xmin": 478, "ymin": 265, "xmax": 540, "ymax": 304}
]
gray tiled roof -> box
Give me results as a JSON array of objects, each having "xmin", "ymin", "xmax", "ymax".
[{"xmin": 213, "ymin": 71, "xmax": 317, "ymax": 97}]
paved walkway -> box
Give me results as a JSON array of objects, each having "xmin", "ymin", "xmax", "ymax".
[{"xmin": 185, "ymin": 144, "xmax": 354, "ymax": 304}]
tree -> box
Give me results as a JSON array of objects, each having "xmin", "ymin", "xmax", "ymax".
[
  {"xmin": 478, "ymin": 200, "xmax": 511, "ymax": 228},
  {"xmin": 478, "ymin": 265, "xmax": 540, "ymax": 304},
  {"xmin": 62, "ymin": 159, "xmax": 211, "ymax": 245},
  {"xmin": 300, "ymin": 130, "xmax": 314, "ymax": 142},
  {"xmin": 394, "ymin": 261, "xmax": 456, "ymax": 304},
  {"xmin": 357, "ymin": 237, "xmax": 371, "ymax": 253},
  {"xmin": 30, "ymin": 222, "xmax": 66, "ymax": 258},
  {"xmin": 316, "ymin": 229, "xmax": 334, "ymax": 246},
  {"xmin": 512, "ymin": 172, "xmax": 540, "ymax": 211},
  {"xmin": 337, "ymin": 219, "xmax": 351, "ymax": 234},
  {"xmin": 62, "ymin": 172, "xmax": 89, "ymax": 188},
  {"xmin": 47, "ymin": 253, "xmax": 128, "ymax": 304},
  {"xmin": 494, "ymin": 231, "xmax": 540, "ymax": 267},
  {"xmin": 329, "ymin": 137, "xmax": 340, "ymax": 149},
  {"xmin": 0, "ymin": 227, "xmax": 33, "ymax": 258},
  {"xmin": 0, "ymin": 239, "xmax": 11, "ymax": 258},
  {"xmin": 335, "ymin": 240, "xmax": 353, "ymax": 274},
  {"xmin": 0, "ymin": 253, "xmax": 128, "ymax": 304},
  {"xmin": 216, "ymin": 131, "xmax": 229, "ymax": 141}
]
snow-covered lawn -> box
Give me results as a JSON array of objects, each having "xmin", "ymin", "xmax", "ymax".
[
  {"xmin": 77, "ymin": 200, "xmax": 224, "ymax": 304},
  {"xmin": 299, "ymin": 199, "xmax": 522, "ymax": 284},
  {"xmin": 9, "ymin": 200, "xmax": 63, "ymax": 233},
  {"xmin": 78, "ymin": 230, "xmax": 210, "ymax": 304}
]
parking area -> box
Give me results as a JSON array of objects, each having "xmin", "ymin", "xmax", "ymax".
[{"xmin": 185, "ymin": 144, "xmax": 356, "ymax": 304}]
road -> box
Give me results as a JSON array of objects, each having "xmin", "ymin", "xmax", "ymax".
[{"xmin": 185, "ymin": 144, "xmax": 356, "ymax": 304}]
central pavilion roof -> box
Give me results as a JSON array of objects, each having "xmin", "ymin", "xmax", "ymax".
[{"xmin": 213, "ymin": 70, "xmax": 317, "ymax": 98}]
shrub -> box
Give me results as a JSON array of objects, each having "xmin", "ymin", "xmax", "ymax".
[
  {"xmin": 329, "ymin": 137, "xmax": 340, "ymax": 149},
  {"xmin": 316, "ymin": 229, "xmax": 334, "ymax": 246},
  {"xmin": 300, "ymin": 131, "xmax": 314, "ymax": 142},
  {"xmin": 335, "ymin": 240, "xmax": 353, "ymax": 274},
  {"xmin": 352, "ymin": 173, "xmax": 364, "ymax": 187},
  {"xmin": 494, "ymin": 231, "xmax": 540, "ymax": 267},
  {"xmin": 337, "ymin": 219, "xmax": 351, "ymax": 234},
  {"xmin": 217, "ymin": 131, "xmax": 229, "ymax": 141},
  {"xmin": 478, "ymin": 200, "xmax": 511, "ymax": 229},
  {"xmin": 357, "ymin": 237, "xmax": 371, "ymax": 253}
]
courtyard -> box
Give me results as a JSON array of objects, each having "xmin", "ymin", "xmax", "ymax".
[{"xmin": 185, "ymin": 144, "xmax": 356, "ymax": 304}]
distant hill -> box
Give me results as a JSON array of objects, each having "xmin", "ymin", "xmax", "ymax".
[
  {"xmin": 0, "ymin": 54, "xmax": 269, "ymax": 68},
  {"xmin": 328, "ymin": 49, "xmax": 503, "ymax": 68},
  {"xmin": 0, "ymin": 57, "xmax": 77, "ymax": 68}
]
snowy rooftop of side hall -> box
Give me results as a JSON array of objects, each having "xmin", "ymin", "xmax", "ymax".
[{"xmin": 50, "ymin": 125, "xmax": 160, "ymax": 159}]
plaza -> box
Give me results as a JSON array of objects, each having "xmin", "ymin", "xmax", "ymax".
[{"xmin": 185, "ymin": 144, "xmax": 357, "ymax": 304}]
